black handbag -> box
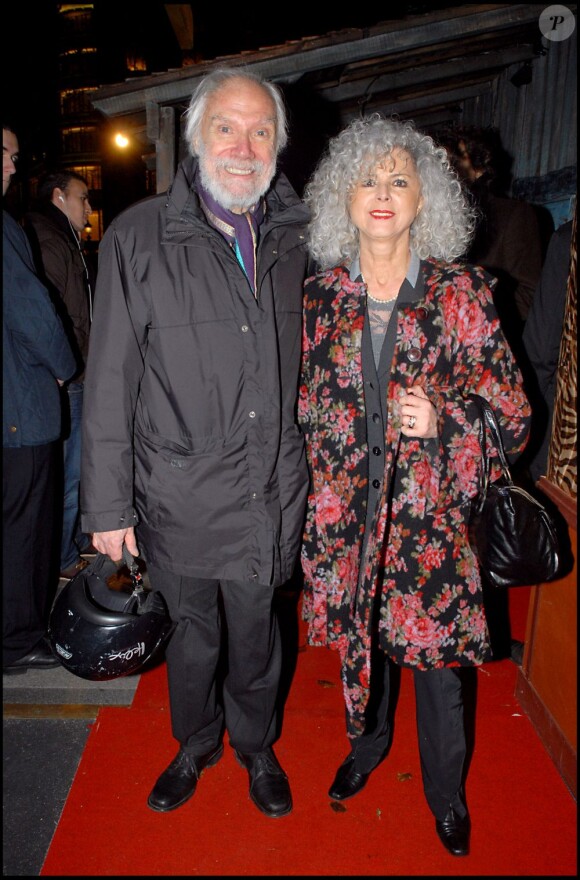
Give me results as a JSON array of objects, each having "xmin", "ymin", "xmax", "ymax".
[{"xmin": 467, "ymin": 393, "xmax": 560, "ymax": 588}]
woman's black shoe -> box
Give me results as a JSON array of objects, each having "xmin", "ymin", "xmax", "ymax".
[
  {"xmin": 435, "ymin": 807, "xmax": 471, "ymax": 856},
  {"xmin": 328, "ymin": 755, "xmax": 371, "ymax": 800}
]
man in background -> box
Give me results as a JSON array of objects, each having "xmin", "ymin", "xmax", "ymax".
[
  {"xmin": 3, "ymin": 124, "xmax": 76, "ymax": 674},
  {"xmin": 25, "ymin": 170, "xmax": 94, "ymax": 580},
  {"xmin": 441, "ymin": 126, "xmax": 543, "ymax": 356},
  {"xmin": 522, "ymin": 215, "xmax": 574, "ymax": 482}
]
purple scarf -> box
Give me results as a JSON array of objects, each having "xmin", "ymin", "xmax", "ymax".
[{"xmin": 197, "ymin": 182, "xmax": 265, "ymax": 296}]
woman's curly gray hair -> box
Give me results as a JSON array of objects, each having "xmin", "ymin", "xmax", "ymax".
[{"xmin": 305, "ymin": 114, "xmax": 475, "ymax": 268}]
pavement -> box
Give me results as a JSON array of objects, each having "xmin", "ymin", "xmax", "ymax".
[{"xmin": 3, "ymin": 568, "xmax": 142, "ymax": 876}]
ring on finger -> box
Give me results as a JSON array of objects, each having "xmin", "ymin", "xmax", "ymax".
[{"xmin": 408, "ymin": 415, "xmax": 416, "ymax": 429}]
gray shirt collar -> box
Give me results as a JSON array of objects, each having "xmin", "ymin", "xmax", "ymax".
[{"xmin": 349, "ymin": 248, "xmax": 421, "ymax": 289}]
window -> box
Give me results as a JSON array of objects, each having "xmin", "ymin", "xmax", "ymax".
[
  {"xmin": 61, "ymin": 125, "xmax": 99, "ymax": 154},
  {"xmin": 60, "ymin": 87, "xmax": 98, "ymax": 116}
]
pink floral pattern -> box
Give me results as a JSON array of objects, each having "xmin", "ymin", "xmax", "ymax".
[{"xmin": 299, "ymin": 259, "xmax": 531, "ymax": 736}]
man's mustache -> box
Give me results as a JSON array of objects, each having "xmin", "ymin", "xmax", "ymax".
[{"xmin": 214, "ymin": 158, "xmax": 266, "ymax": 174}]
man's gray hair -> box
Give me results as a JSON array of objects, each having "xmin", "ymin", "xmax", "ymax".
[{"xmin": 183, "ymin": 66, "xmax": 288, "ymax": 158}]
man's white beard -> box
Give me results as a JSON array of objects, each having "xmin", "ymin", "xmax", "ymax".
[{"xmin": 197, "ymin": 145, "xmax": 275, "ymax": 212}]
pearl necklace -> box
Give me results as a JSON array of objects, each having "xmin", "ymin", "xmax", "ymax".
[
  {"xmin": 366, "ymin": 289, "xmax": 397, "ymax": 304},
  {"xmin": 361, "ymin": 274, "xmax": 397, "ymax": 304}
]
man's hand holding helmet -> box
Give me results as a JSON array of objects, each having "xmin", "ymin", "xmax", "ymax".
[{"xmin": 92, "ymin": 526, "xmax": 139, "ymax": 563}]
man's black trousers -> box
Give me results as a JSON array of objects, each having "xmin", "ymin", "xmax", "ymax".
[{"xmin": 147, "ymin": 568, "xmax": 282, "ymax": 755}]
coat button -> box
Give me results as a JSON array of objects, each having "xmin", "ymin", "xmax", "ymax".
[
  {"xmin": 407, "ymin": 346, "xmax": 421, "ymax": 362},
  {"xmin": 416, "ymin": 306, "xmax": 428, "ymax": 320},
  {"xmin": 373, "ymin": 446, "xmax": 381, "ymax": 455},
  {"xmin": 372, "ymin": 479, "xmax": 381, "ymax": 489},
  {"xmin": 249, "ymin": 411, "xmax": 256, "ymax": 418},
  {"xmin": 372, "ymin": 413, "xmax": 380, "ymax": 423},
  {"xmin": 9, "ymin": 425, "xmax": 17, "ymax": 433},
  {"xmin": 241, "ymin": 324, "xmax": 249, "ymax": 332}
]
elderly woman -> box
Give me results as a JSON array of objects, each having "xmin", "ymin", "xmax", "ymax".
[{"xmin": 298, "ymin": 115, "xmax": 531, "ymax": 856}]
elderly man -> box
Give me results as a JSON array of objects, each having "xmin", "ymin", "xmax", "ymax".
[{"xmin": 81, "ymin": 68, "xmax": 310, "ymax": 818}]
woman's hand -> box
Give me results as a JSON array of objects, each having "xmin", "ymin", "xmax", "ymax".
[{"xmin": 399, "ymin": 385, "xmax": 438, "ymax": 438}]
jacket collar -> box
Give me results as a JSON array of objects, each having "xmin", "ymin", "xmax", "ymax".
[{"xmin": 27, "ymin": 201, "xmax": 80, "ymax": 247}]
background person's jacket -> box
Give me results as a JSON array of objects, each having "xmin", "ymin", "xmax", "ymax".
[
  {"xmin": 522, "ymin": 219, "xmax": 573, "ymax": 482},
  {"xmin": 3, "ymin": 210, "xmax": 76, "ymax": 448},
  {"xmin": 81, "ymin": 156, "xmax": 310, "ymax": 585},
  {"xmin": 25, "ymin": 201, "xmax": 92, "ymax": 381}
]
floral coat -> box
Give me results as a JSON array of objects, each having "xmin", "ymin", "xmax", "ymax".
[{"xmin": 298, "ymin": 259, "xmax": 531, "ymax": 736}]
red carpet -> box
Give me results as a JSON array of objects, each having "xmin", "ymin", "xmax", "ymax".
[{"xmin": 41, "ymin": 588, "xmax": 577, "ymax": 876}]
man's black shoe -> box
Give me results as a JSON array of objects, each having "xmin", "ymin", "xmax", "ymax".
[
  {"xmin": 328, "ymin": 754, "xmax": 371, "ymax": 800},
  {"xmin": 147, "ymin": 744, "xmax": 223, "ymax": 812},
  {"xmin": 3, "ymin": 637, "xmax": 60, "ymax": 675},
  {"xmin": 435, "ymin": 807, "xmax": 471, "ymax": 856},
  {"xmin": 235, "ymin": 747, "xmax": 292, "ymax": 817}
]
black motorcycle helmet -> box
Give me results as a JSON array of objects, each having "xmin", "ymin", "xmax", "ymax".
[{"xmin": 48, "ymin": 550, "xmax": 173, "ymax": 681}]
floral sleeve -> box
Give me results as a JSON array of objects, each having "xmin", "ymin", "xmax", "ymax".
[{"xmin": 399, "ymin": 265, "xmax": 531, "ymax": 513}]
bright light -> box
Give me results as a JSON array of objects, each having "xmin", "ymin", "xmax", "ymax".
[{"xmin": 114, "ymin": 133, "xmax": 129, "ymax": 149}]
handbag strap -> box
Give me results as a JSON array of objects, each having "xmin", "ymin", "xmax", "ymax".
[{"xmin": 467, "ymin": 393, "xmax": 513, "ymax": 508}]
